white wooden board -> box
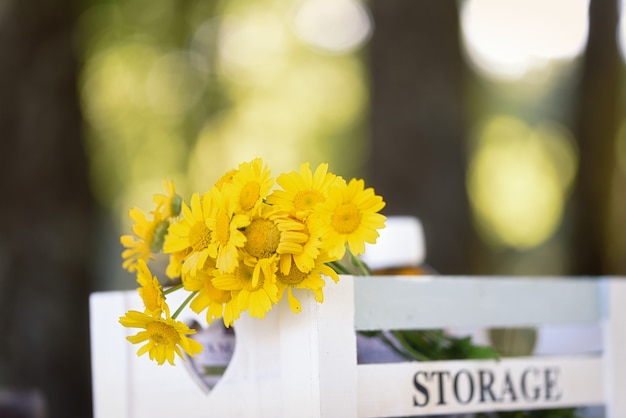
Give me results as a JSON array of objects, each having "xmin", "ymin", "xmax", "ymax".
[
  {"xmin": 358, "ymin": 356, "xmax": 604, "ymax": 417},
  {"xmin": 90, "ymin": 275, "xmax": 626, "ymax": 417}
]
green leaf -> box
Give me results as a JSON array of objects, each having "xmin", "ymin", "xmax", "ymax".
[{"xmin": 465, "ymin": 345, "xmax": 501, "ymax": 360}]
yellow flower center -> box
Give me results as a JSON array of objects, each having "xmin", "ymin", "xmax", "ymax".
[
  {"xmin": 240, "ymin": 266, "xmax": 263, "ymax": 291},
  {"xmin": 147, "ymin": 321, "xmax": 180, "ymax": 345},
  {"xmin": 277, "ymin": 265, "xmax": 307, "ymax": 285},
  {"xmin": 293, "ymin": 190, "xmax": 324, "ymax": 212},
  {"xmin": 189, "ymin": 221, "xmax": 211, "ymax": 251},
  {"xmin": 244, "ymin": 219, "xmax": 280, "ymax": 259},
  {"xmin": 240, "ymin": 181, "xmax": 260, "ymax": 211},
  {"xmin": 331, "ymin": 203, "xmax": 362, "ymax": 234},
  {"xmin": 214, "ymin": 210, "xmax": 231, "ymax": 244}
]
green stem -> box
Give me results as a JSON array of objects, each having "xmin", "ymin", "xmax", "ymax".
[
  {"xmin": 390, "ymin": 331, "xmax": 433, "ymax": 362},
  {"xmin": 428, "ymin": 330, "xmax": 454, "ymax": 343},
  {"xmin": 171, "ymin": 290, "xmax": 198, "ymax": 320},
  {"xmin": 163, "ymin": 284, "xmax": 183, "ymax": 295},
  {"xmin": 325, "ymin": 248, "xmax": 372, "ymax": 276},
  {"xmin": 348, "ymin": 250, "xmax": 372, "ymax": 276},
  {"xmin": 326, "ymin": 260, "xmax": 353, "ymax": 275},
  {"xmin": 375, "ymin": 332, "xmax": 415, "ymax": 361}
]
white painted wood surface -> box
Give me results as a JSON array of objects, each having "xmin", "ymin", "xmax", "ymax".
[
  {"xmin": 354, "ymin": 275, "xmax": 602, "ymax": 330},
  {"xmin": 357, "ymin": 356, "xmax": 604, "ymax": 417},
  {"xmin": 90, "ymin": 275, "xmax": 626, "ymax": 417}
]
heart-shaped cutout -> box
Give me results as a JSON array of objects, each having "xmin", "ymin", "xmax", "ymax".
[{"xmin": 183, "ymin": 319, "xmax": 236, "ymax": 394}]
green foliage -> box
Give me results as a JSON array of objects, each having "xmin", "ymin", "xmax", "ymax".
[
  {"xmin": 476, "ymin": 408, "xmax": 581, "ymax": 418},
  {"xmin": 373, "ymin": 329, "xmax": 500, "ymax": 362}
]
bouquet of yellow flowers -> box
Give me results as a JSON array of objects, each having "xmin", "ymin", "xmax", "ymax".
[{"xmin": 118, "ymin": 158, "xmax": 386, "ymax": 365}]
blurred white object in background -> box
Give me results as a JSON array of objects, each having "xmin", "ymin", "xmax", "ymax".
[{"xmin": 361, "ymin": 215, "xmax": 426, "ymax": 272}]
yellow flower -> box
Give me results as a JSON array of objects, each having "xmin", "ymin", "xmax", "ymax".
[
  {"xmin": 276, "ymin": 216, "xmax": 323, "ymax": 275},
  {"xmin": 267, "ymin": 162, "xmax": 341, "ymax": 220},
  {"xmin": 121, "ymin": 208, "xmax": 168, "ymax": 272},
  {"xmin": 206, "ymin": 188, "xmax": 250, "ymax": 273},
  {"xmin": 236, "ymin": 205, "xmax": 320, "ymax": 285},
  {"xmin": 229, "ymin": 158, "xmax": 274, "ymax": 214},
  {"xmin": 249, "ymin": 209, "xmax": 321, "ymax": 275},
  {"xmin": 241, "ymin": 210, "xmax": 281, "ymax": 261},
  {"xmin": 119, "ymin": 160, "xmax": 387, "ymax": 336},
  {"xmin": 275, "ymin": 256, "xmax": 331, "ymax": 314},
  {"xmin": 239, "ymin": 207, "xmax": 318, "ymax": 280},
  {"xmin": 214, "ymin": 168, "xmax": 238, "ymax": 190},
  {"xmin": 213, "ymin": 258, "xmax": 278, "ymax": 319},
  {"xmin": 121, "ymin": 181, "xmax": 180, "ymax": 273},
  {"xmin": 180, "ymin": 255, "xmax": 214, "ymax": 291},
  {"xmin": 152, "ymin": 179, "xmax": 182, "ymax": 219},
  {"xmin": 311, "ymin": 178, "xmax": 386, "ymax": 260},
  {"xmin": 163, "ymin": 193, "xmax": 213, "ymax": 277},
  {"xmin": 189, "ymin": 269, "xmax": 234, "ymax": 326},
  {"xmin": 135, "ymin": 260, "xmax": 169, "ymax": 316},
  {"xmin": 119, "ymin": 310, "xmax": 203, "ymax": 365},
  {"xmin": 165, "ymin": 248, "xmax": 190, "ymax": 279}
]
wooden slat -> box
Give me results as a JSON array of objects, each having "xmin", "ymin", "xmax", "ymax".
[
  {"xmin": 354, "ymin": 276, "xmax": 603, "ymax": 330},
  {"xmin": 357, "ymin": 355, "xmax": 605, "ymax": 417},
  {"xmin": 602, "ymin": 279, "xmax": 626, "ymax": 418},
  {"xmin": 89, "ymin": 292, "xmax": 130, "ymax": 418}
]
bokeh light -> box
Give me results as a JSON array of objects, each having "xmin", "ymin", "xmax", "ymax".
[
  {"xmin": 78, "ymin": 0, "xmax": 370, "ymax": 255},
  {"xmin": 216, "ymin": 8, "xmax": 289, "ymax": 86},
  {"xmin": 291, "ymin": 0, "xmax": 373, "ymax": 54},
  {"xmin": 146, "ymin": 51, "xmax": 205, "ymax": 115},
  {"xmin": 460, "ymin": 0, "xmax": 589, "ymax": 81},
  {"xmin": 468, "ymin": 116, "xmax": 578, "ymax": 249},
  {"xmin": 618, "ymin": 0, "xmax": 626, "ymax": 62}
]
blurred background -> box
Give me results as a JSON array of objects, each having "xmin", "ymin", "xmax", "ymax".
[{"xmin": 1, "ymin": 0, "xmax": 625, "ymax": 416}]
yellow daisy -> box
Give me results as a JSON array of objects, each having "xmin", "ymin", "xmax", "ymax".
[
  {"xmin": 212, "ymin": 258, "xmax": 278, "ymax": 319},
  {"xmin": 276, "ymin": 215, "xmax": 323, "ymax": 275},
  {"xmin": 163, "ymin": 193, "xmax": 213, "ymax": 277},
  {"xmin": 119, "ymin": 310, "xmax": 203, "ymax": 365},
  {"xmin": 221, "ymin": 297, "xmax": 241, "ymax": 327},
  {"xmin": 311, "ymin": 178, "xmax": 386, "ymax": 260},
  {"xmin": 152, "ymin": 179, "xmax": 182, "ymax": 219},
  {"xmin": 229, "ymin": 158, "xmax": 274, "ymax": 214},
  {"xmin": 275, "ymin": 258, "xmax": 323, "ymax": 314},
  {"xmin": 239, "ymin": 206, "xmax": 318, "ymax": 281},
  {"xmin": 121, "ymin": 208, "xmax": 168, "ymax": 272},
  {"xmin": 135, "ymin": 259, "xmax": 169, "ymax": 316},
  {"xmin": 241, "ymin": 209, "xmax": 284, "ymax": 261},
  {"xmin": 206, "ymin": 188, "xmax": 250, "ymax": 273},
  {"xmin": 165, "ymin": 248, "xmax": 191, "ymax": 279},
  {"xmin": 267, "ymin": 162, "xmax": 342, "ymax": 220},
  {"xmin": 189, "ymin": 269, "xmax": 234, "ymax": 325},
  {"xmin": 214, "ymin": 168, "xmax": 238, "ymax": 191},
  {"xmin": 275, "ymin": 251, "xmax": 340, "ymax": 314}
]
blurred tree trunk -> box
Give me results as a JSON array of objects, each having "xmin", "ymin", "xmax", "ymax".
[
  {"xmin": 367, "ymin": 0, "xmax": 475, "ymax": 274},
  {"xmin": 571, "ymin": 0, "xmax": 622, "ymax": 275},
  {"xmin": 0, "ymin": 1, "xmax": 94, "ymax": 417}
]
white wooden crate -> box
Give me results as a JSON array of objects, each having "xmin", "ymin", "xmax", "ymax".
[{"xmin": 90, "ymin": 275, "xmax": 626, "ymax": 417}]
